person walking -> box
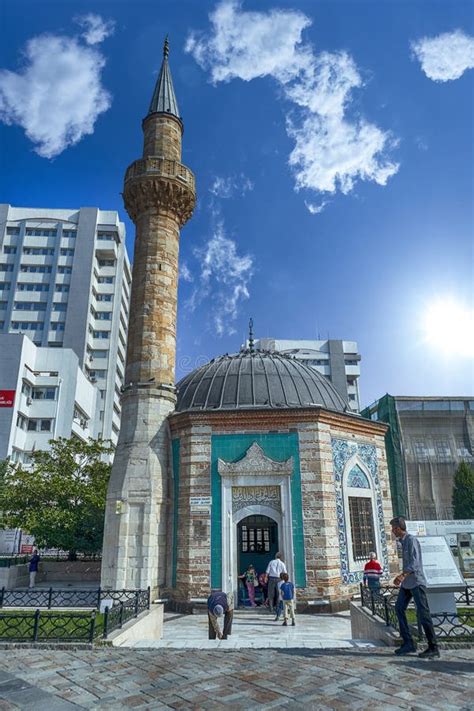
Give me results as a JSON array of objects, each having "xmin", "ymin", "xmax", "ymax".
[
  {"xmin": 265, "ymin": 552, "xmax": 287, "ymax": 613},
  {"xmin": 207, "ymin": 590, "xmax": 234, "ymax": 640},
  {"xmin": 279, "ymin": 573, "xmax": 296, "ymax": 626},
  {"xmin": 239, "ymin": 564, "xmax": 258, "ymax": 607},
  {"xmin": 28, "ymin": 548, "xmax": 40, "ymax": 588},
  {"xmin": 390, "ymin": 516, "xmax": 440, "ymax": 659},
  {"xmin": 363, "ymin": 551, "xmax": 383, "ymax": 591}
]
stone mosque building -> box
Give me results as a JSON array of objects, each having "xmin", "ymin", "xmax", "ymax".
[{"xmin": 101, "ymin": 41, "xmax": 396, "ymax": 610}]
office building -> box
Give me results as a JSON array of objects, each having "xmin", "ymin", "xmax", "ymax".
[
  {"xmin": 361, "ymin": 395, "xmax": 474, "ymax": 520},
  {"xmin": 254, "ymin": 338, "xmax": 361, "ymax": 412},
  {"xmin": 0, "ymin": 205, "xmax": 132, "ymax": 448}
]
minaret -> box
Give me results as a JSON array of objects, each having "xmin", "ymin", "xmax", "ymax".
[{"xmin": 101, "ymin": 38, "xmax": 195, "ymax": 592}]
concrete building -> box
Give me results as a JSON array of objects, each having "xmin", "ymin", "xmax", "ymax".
[
  {"xmin": 0, "ymin": 333, "xmax": 100, "ymax": 464},
  {"xmin": 361, "ymin": 395, "xmax": 474, "ymax": 520},
  {"xmin": 254, "ymin": 339, "xmax": 361, "ymax": 412},
  {"xmin": 0, "ymin": 205, "xmax": 132, "ymax": 447},
  {"xmin": 101, "ymin": 40, "xmax": 396, "ymax": 609}
]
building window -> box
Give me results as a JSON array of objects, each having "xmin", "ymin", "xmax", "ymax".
[
  {"xmin": 3, "ymin": 246, "xmax": 16, "ymax": 254},
  {"xmin": 62, "ymin": 230, "xmax": 76, "ymax": 238},
  {"xmin": 92, "ymin": 330, "xmax": 109, "ymax": 339},
  {"xmin": 97, "ymin": 259, "xmax": 115, "ymax": 267},
  {"xmin": 96, "ymin": 293, "xmax": 112, "ymax": 302},
  {"xmin": 25, "ymin": 228, "xmax": 57, "ymax": 237},
  {"xmin": 97, "ymin": 231, "xmax": 118, "ymax": 241},
  {"xmin": 97, "ymin": 276, "xmax": 114, "ymax": 284},
  {"xmin": 90, "ymin": 349, "xmax": 108, "ymax": 359},
  {"xmin": 6, "ymin": 226, "xmax": 20, "ymax": 235},
  {"xmin": 16, "ymin": 414, "xmax": 27, "ymax": 430},
  {"xmin": 50, "ymin": 322, "xmax": 65, "ymax": 331},
  {"xmin": 20, "ymin": 265, "xmax": 52, "ymax": 273},
  {"xmin": 23, "ymin": 247, "xmax": 54, "ymax": 255},
  {"xmin": 57, "ymin": 266, "xmax": 72, "ymax": 274},
  {"xmin": 60, "ymin": 248, "xmax": 74, "ymax": 256},
  {"xmin": 52, "ymin": 303, "xmax": 68, "ymax": 311},
  {"xmin": 0, "ymin": 282, "xmax": 11, "ymax": 290},
  {"xmin": 96, "ymin": 311, "xmax": 111, "ymax": 320},
  {"xmin": 48, "ymin": 341, "xmax": 63, "ymax": 347},
  {"xmin": 17, "ymin": 283, "xmax": 49, "ymax": 292},
  {"xmin": 413, "ymin": 442, "xmax": 429, "ymax": 461},
  {"xmin": 0, "ymin": 264, "xmax": 14, "ymax": 272},
  {"xmin": 32, "ymin": 387, "xmax": 56, "ymax": 400},
  {"xmin": 14, "ymin": 302, "xmax": 47, "ymax": 311},
  {"xmin": 349, "ymin": 497, "xmax": 376, "ymax": 562},
  {"xmin": 41, "ymin": 419, "xmax": 52, "ymax": 431},
  {"xmin": 55, "ymin": 284, "xmax": 69, "ymax": 292}
]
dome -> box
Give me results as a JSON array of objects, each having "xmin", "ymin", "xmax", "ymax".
[{"xmin": 175, "ymin": 350, "xmax": 349, "ymax": 413}]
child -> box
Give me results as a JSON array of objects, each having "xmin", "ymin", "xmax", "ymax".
[
  {"xmin": 280, "ymin": 572, "xmax": 296, "ymax": 626},
  {"xmin": 239, "ymin": 564, "xmax": 258, "ymax": 607}
]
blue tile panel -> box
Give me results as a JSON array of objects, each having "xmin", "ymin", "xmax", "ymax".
[
  {"xmin": 171, "ymin": 438, "xmax": 180, "ymax": 588},
  {"xmin": 331, "ymin": 438, "xmax": 389, "ymax": 584},
  {"xmin": 210, "ymin": 433, "xmax": 306, "ymax": 589}
]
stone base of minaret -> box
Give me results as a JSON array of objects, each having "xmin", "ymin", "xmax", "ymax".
[{"xmin": 101, "ymin": 387, "xmax": 174, "ymax": 594}]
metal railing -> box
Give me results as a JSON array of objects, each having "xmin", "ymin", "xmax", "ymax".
[
  {"xmin": 0, "ymin": 556, "xmax": 29, "ymax": 568},
  {"xmin": 360, "ymin": 584, "xmax": 474, "ymax": 640},
  {"xmin": 0, "ymin": 587, "xmax": 151, "ymax": 643},
  {"xmin": 0, "ymin": 586, "xmax": 150, "ymax": 610}
]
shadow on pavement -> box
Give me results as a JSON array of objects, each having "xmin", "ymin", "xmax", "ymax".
[{"xmin": 395, "ymin": 659, "xmax": 474, "ymax": 676}]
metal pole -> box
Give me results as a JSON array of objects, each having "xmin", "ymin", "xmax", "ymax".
[
  {"xmin": 134, "ymin": 591, "xmax": 139, "ymax": 618},
  {"xmin": 0, "ymin": 587, "xmax": 4, "ymax": 608},
  {"xmin": 119, "ymin": 602, "xmax": 124, "ymax": 628},
  {"xmin": 147, "ymin": 586, "xmax": 151, "ymax": 610},
  {"xmin": 33, "ymin": 609, "xmax": 40, "ymax": 642},
  {"xmin": 96, "ymin": 586, "xmax": 102, "ymax": 610},
  {"xmin": 103, "ymin": 605, "xmax": 109, "ymax": 639},
  {"xmin": 89, "ymin": 611, "xmax": 96, "ymax": 643}
]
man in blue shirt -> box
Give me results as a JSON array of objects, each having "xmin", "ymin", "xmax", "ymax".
[
  {"xmin": 391, "ymin": 517, "xmax": 439, "ymax": 659},
  {"xmin": 28, "ymin": 548, "xmax": 40, "ymax": 588},
  {"xmin": 207, "ymin": 590, "xmax": 234, "ymax": 640}
]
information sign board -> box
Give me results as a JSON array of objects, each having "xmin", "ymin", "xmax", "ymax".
[
  {"xmin": 418, "ymin": 536, "xmax": 465, "ymax": 591},
  {"xmin": 0, "ymin": 390, "xmax": 15, "ymax": 407},
  {"xmin": 190, "ymin": 496, "xmax": 212, "ymax": 512}
]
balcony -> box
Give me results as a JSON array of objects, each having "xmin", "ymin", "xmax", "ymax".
[{"xmin": 124, "ymin": 157, "xmax": 195, "ymax": 192}]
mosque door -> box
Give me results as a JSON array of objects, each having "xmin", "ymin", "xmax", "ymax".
[{"xmin": 237, "ymin": 515, "xmax": 278, "ymax": 606}]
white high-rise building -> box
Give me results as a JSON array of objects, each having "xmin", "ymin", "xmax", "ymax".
[
  {"xmin": 0, "ymin": 205, "xmax": 132, "ymax": 447},
  {"xmin": 254, "ymin": 338, "xmax": 361, "ymax": 412}
]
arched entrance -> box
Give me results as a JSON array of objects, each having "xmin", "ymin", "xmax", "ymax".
[{"xmin": 237, "ymin": 514, "xmax": 278, "ymax": 607}]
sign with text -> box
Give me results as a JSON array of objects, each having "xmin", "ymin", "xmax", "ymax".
[
  {"xmin": 418, "ymin": 536, "xmax": 465, "ymax": 590},
  {"xmin": 0, "ymin": 390, "xmax": 15, "ymax": 407},
  {"xmin": 190, "ymin": 496, "xmax": 212, "ymax": 512}
]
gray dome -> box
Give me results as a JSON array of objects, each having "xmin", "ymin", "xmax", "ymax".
[{"xmin": 175, "ymin": 351, "xmax": 349, "ymax": 413}]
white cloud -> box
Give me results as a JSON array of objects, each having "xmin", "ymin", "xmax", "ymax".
[
  {"xmin": 186, "ymin": 1, "xmax": 398, "ymax": 204},
  {"xmin": 411, "ymin": 30, "xmax": 474, "ymax": 82},
  {"xmin": 305, "ymin": 200, "xmax": 328, "ymax": 215},
  {"xmin": 187, "ymin": 222, "xmax": 254, "ymax": 335},
  {"xmin": 209, "ymin": 173, "xmax": 254, "ymax": 198},
  {"xmin": 0, "ymin": 27, "xmax": 112, "ymax": 158},
  {"xmin": 179, "ymin": 262, "xmax": 193, "ymax": 282},
  {"xmin": 75, "ymin": 14, "xmax": 115, "ymax": 45}
]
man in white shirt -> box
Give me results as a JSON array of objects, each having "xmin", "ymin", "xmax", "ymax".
[{"xmin": 265, "ymin": 553, "xmax": 287, "ymax": 613}]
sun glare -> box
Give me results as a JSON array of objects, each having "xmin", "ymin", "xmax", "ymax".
[{"xmin": 423, "ymin": 298, "xmax": 474, "ymax": 356}]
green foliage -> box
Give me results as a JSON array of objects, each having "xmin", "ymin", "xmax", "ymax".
[
  {"xmin": 452, "ymin": 461, "xmax": 474, "ymax": 519},
  {"xmin": 0, "ymin": 438, "xmax": 113, "ymax": 555}
]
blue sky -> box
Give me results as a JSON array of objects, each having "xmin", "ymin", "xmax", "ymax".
[{"xmin": 1, "ymin": 0, "xmax": 473, "ymax": 406}]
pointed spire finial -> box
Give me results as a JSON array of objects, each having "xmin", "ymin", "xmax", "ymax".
[
  {"xmin": 163, "ymin": 35, "xmax": 169, "ymax": 59},
  {"xmin": 147, "ymin": 34, "xmax": 180, "ymax": 121},
  {"xmin": 248, "ymin": 318, "xmax": 255, "ymax": 353}
]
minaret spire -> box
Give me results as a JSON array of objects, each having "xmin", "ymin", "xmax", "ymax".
[{"xmin": 148, "ymin": 35, "xmax": 180, "ymax": 121}]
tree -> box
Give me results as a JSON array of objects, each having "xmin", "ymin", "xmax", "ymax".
[
  {"xmin": 452, "ymin": 461, "xmax": 474, "ymax": 519},
  {"xmin": 0, "ymin": 438, "xmax": 113, "ymax": 557}
]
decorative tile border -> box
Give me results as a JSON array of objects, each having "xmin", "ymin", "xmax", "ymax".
[{"xmin": 331, "ymin": 438, "xmax": 389, "ymax": 584}]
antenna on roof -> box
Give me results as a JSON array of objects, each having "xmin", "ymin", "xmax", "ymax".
[{"xmin": 248, "ymin": 317, "xmax": 255, "ymax": 353}]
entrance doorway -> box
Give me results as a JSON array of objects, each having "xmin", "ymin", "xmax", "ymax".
[{"xmin": 237, "ymin": 515, "xmax": 278, "ymax": 607}]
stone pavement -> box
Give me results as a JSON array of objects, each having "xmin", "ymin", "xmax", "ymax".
[
  {"xmin": 122, "ymin": 610, "xmax": 379, "ymax": 649},
  {"xmin": 0, "ymin": 646, "xmax": 473, "ymax": 710}
]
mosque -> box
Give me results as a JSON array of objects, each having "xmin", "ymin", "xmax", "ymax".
[{"xmin": 101, "ymin": 40, "xmax": 396, "ymax": 611}]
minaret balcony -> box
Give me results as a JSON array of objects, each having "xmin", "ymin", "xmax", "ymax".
[{"xmin": 124, "ymin": 157, "xmax": 195, "ymax": 193}]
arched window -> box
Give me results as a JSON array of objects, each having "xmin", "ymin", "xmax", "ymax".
[{"xmin": 344, "ymin": 464, "xmax": 377, "ymax": 566}]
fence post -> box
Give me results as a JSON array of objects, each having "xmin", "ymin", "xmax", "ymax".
[
  {"xmin": 383, "ymin": 596, "xmax": 390, "ymax": 626},
  {"xmin": 147, "ymin": 586, "xmax": 151, "ymax": 610},
  {"xmin": 119, "ymin": 602, "xmax": 124, "ymax": 628},
  {"xmin": 96, "ymin": 586, "xmax": 102, "ymax": 610},
  {"xmin": 134, "ymin": 591, "xmax": 139, "ymax": 618},
  {"xmin": 0, "ymin": 587, "xmax": 4, "ymax": 608},
  {"xmin": 370, "ymin": 590, "xmax": 375, "ymax": 616},
  {"xmin": 48, "ymin": 587, "xmax": 53, "ymax": 610},
  {"xmin": 89, "ymin": 611, "xmax": 97, "ymax": 643},
  {"xmin": 466, "ymin": 586, "xmax": 470, "ymax": 606},
  {"xmin": 103, "ymin": 605, "xmax": 109, "ymax": 639},
  {"xmin": 33, "ymin": 609, "xmax": 40, "ymax": 642}
]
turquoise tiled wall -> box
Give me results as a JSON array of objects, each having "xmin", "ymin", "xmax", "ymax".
[
  {"xmin": 210, "ymin": 432, "xmax": 306, "ymax": 588},
  {"xmin": 171, "ymin": 438, "xmax": 180, "ymax": 587}
]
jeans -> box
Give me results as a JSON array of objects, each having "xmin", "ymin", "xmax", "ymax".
[
  {"xmin": 267, "ymin": 577, "xmax": 279, "ymax": 612},
  {"xmin": 395, "ymin": 585, "xmax": 437, "ymax": 648}
]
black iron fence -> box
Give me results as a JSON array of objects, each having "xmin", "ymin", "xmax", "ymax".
[
  {"xmin": 0, "ymin": 556, "xmax": 29, "ymax": 568},
  {"xmin": 0, "ymin": 587, "xmax": 151, "ymax": 643},
  {"xmin": 360, "ymin": 584, "xmax": 474, "ymax": 641},
  {"xmin": 0, "ymin": 586, "xmax": 150, "ymax": 610}
]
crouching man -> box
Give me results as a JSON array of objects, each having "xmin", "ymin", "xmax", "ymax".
[{"xmin": 207, "ymin": 589, "xmax": 234, "ymax": 640}]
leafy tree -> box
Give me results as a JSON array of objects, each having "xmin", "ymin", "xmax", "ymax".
[
  {"xmin": 0, "ymin": 438, "xmax": 113, "ymax": 557},
  {"xmin": 452, "ymin": 461, "xmax": 474, "ymax": 519}
]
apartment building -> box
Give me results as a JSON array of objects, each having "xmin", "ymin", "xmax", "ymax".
[
  {"xmin": 254, "ymin": 338, "xmax": 361, "ymax": 412},
  {"xmin": 0, "ymin": 205, "xmax": 131, "ymax": 450}
]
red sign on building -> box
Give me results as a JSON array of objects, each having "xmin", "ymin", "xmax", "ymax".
[
  {"xmin": 21, "ymin": 545, "xmax": 33, "ymax": 554},
  {"xmin": 0, "ymin": 390, "xmax": 15, "ymax": 407}
]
